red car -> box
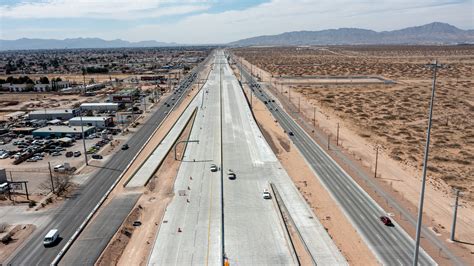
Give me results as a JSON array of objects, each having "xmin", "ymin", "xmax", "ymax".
[{"xmin": 380, "ymin": 216, "xmax": 392, "ymax": 226}]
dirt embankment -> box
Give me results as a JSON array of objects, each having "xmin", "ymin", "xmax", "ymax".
[{"xmin": 0, "ymin": 224, "xmax": 36, "ymax": 263}]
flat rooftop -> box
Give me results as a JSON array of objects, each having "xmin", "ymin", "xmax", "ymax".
[
  {"xmin": 69, "ymin": 116, "xmax": 110, "ymax": 122},
  {"xmin": 80, "ymin": 103, "xmax": 118, "ymax": 107},
  {"xmin": 34, "ymin": 125, "xmax": 95, "ymax": 134},
  {"xmin": 29, "ymin": 109, "xmax": 76, "ymax": 115}
]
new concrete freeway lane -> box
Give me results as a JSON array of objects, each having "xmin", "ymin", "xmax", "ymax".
[
  {"xmin": 149, "ymin": 51, "xmax": 345, "ymax": 265},
  {"xmin": 148, "ymin": 54, "xmax": 222, "ymax": 265},
  {"xmin": 236, "ymin": 58, "xmax": 436, "ymax": 265},
  {"xmin": 5, "ymin": 58, "xmax": 208, "ymax": 266}
]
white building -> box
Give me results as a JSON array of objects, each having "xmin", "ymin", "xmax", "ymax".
[
  {"xmin": 80, "ymin": 103, "xmax": 118, "ymax": 111},
  {"xmin": 28, "ymin": 109, "xmax": 79, "ymax": 120},
  {"xmin": 69, "ymin": 116, "xmax": 113, "ymax": 129}
]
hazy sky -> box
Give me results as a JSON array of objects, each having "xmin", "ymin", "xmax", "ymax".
[{"xmin": 1, "ymin": 0, "xmax": 473, "ymax": 43}]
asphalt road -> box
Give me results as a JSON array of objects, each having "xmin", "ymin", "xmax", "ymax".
[
  {"xmin": 59, "ymin": 192, "xmax": 141, "ymax": 265},
  {"xmin": 237, "ymin": 60, "xmax": 436, "ymax": 265},
  {"xmin": 5, "ymin": 57, "xmax": 209, "ymax": 266}
]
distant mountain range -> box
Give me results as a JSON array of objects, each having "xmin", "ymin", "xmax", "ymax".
[
  {"xmin": 230, "ymin": 22, "xmax": 474, "ymax": 46},
  {"xmin": 0, "ymin": 37, "xmax": 178, "ymax": 51},
  {"xmin": 1, "ymin": 22, "xmax": 473, "ymax": 50}
]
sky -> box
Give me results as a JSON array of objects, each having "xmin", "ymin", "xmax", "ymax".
[{"xmin": 0, "ymin": 0, "xmax": 473, "ymax": 44}]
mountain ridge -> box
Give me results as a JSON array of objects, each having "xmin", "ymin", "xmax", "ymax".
[
  {"xmin": 230, "ymin": 22, "xmax": 474, "ymax": 46},
  {"xmin": 0, "ymin": 37, "xmax": 179, "ymax": 51}
]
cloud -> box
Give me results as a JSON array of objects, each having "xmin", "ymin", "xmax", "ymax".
[
  {"xmin": 123, "ymin": 0, "xmax": 474, "ymax": 43},
  {"xmin": 1, "ymin": 0, "xmax": 472, "ymax": 43},
  {"xmin": 0, "ymin": 0, "xmax": 211, "ymax": 19}
]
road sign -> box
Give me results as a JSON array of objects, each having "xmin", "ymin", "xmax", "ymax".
[{"xmin": 10, "ymin": 183, "xmax": 23, "ymax": 190}]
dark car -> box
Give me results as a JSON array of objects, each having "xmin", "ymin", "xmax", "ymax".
[
  {"xmin": 92, "ymin": 154, "xmax": 103, "ymax": 160},
  {"xmin": 380, "ymin": 216, "xmax": 393, "ymax": 226},
  {"xmin": 288, "ymin": 132, "xmax": 294, "ymax": 136},
  {"xmin": 121, "ymin": 144, "xmax": 129, "ymax": 150},
  {"xmin": 65, "ymin": 151, "xmax": 73, "ymax": 158}
]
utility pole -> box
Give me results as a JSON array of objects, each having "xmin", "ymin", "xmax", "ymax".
[
  {"xmin": 374, "ymin": 146, "xmax": 379, "ymax": 178},
  {"xmin": 450, "ymin": 189, "xmax": 461, "ymax": 241},
  {"xmin": 313, "ymin": 106, "xmax": 316, "ymax": 127},
  {"xmin": 413, "ymin": 60, "xmax": 443, "ymax": 266},
  {"xmin": 288, "ymin": 86, "xmax": 291, "ymax": 102},
  {"xmin": 79, "ymin": 107, "xmax": 89, "ymax": 166},
  {"xmin": 327, "ymin": 135, "xmax": 330, "ymax": 150},
  {"xmin": 239, "ymin": 57, "xmax": 242, "ymax": 83},
  {"xmin": 48, "ymin": 162, "xmax": 55, "ymax": 194},
  {"xmin": 336, "ymin": 123, "xmax": 340, "ymax": 146},
  {"xmin": 298, "ymin": 97, "xmax": 301, "ymax": 113},
  {"xmin": 250, "ymin": 87, "xmax": 253, "ymax": 109}
]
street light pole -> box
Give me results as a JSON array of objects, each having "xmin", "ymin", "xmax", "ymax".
[
  {"xmin": 413, "ymin": 60, "xmax": 443, "ymax": 265},
  {"xmin": 450, "ymin": 189, "xmax": 461, "ymax": 241},
  {"xmin": 79, "ymin": 107, "xmax": 88, "ymax": 166}
]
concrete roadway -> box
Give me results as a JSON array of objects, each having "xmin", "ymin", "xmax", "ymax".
[
  {"xmin": 5, "ymin": 59, "xmax": 207, "ymax": 266},
  {"xmin": 237, "ymin": 60, "xmax": 437, "ymax": 265},
  {"xmin": 148, "ymin": 54, "xmax": 222, "ymax": 265},
  {"xmin": 126, "ymin": 91, "xmax": 202, "ymax": 188},
  {"xmin": 221, "ymin": 57, "xmax": 346, "ymax": 265},
  {"xmin": 149, "ymin": 52, "xmax": 345, "ymax": 265}
]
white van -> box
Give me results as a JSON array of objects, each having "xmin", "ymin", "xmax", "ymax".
[{"xmin": 43, "ymin": 229, "xmax": 59, "ymax": 246}]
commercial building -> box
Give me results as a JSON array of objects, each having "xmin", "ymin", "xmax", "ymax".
[
  {"xmin": 32, "ymin": 125, "xmax": 95, "ymax": 138},
  {"xmin": 69, "ymin": 116, "xmax": 113, "ymax": 129},
  {"xmin": 28, "ymin": 109, "xmax": 78, "ymax": 121},
  {"xmin": 80, "ymin": 103, "xmax": 118, "ymax": 111}
]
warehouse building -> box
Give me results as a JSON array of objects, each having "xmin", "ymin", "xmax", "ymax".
[
  {"xmin": 32, "ymin": 126, "xmax": 95, "ymax": 138},
  {"xmin": 80, "ymin": 103, "xmax": 118, "ymax": 111},
  {"xmin": 28, "ymin": 109, "xmax": 79, "ymax": 121},
  {"xmin": 69, "ymin": 116, "xmax": 113, "ymax": 129}
]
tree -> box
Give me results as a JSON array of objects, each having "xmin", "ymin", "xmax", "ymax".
[{"xmin": 39, "ymin": 76, "xmax": 50, "ymax": 84}]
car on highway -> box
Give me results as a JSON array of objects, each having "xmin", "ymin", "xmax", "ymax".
[
  {"xmin": 288, "ymin": 132, "xmax": 294, "ymax": 136},
  {"xmin": 210, "ymin": 164, "xmax": 218, "ymax": 172},
  {"xmin": 263, "ymin": 189, "xmax": 271, "ymax": 199},
  {"xmin": 92, "ymin": 154, "xmax": 103, "ymax": 160},
  {"xmin": 380, "ymin": 216, "xmax": 393, "ymax": 226},
  {"xmin": 227, "ymin": 169, "xmax": 236, "ymax": 180},
  {"xmin": 121, "ymin": 144, "xmax": 129, "ymax": 150},
  {"xmin": 43, "ymin": 229, "xmax": 59, "ymax": 247}
]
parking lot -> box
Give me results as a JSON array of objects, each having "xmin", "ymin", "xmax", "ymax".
[{"xmin": 0, "ymin": 130, "xmax": 124, "ymax": 195}]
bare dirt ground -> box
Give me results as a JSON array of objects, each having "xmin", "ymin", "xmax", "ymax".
[
  {"xmin": 0, "ymin": 224, "xmax": 35, "ymax": 262},
  {"xmin": 0, "ymin": 92, "xmax": 109, "ymax": 112},
  {"xmin": 235, "ymin": 65, "xmax": 377, "ymax": 265},
  {"xmin": 233, "ymin": 46, "xmax": 474, "ymax": 259}
]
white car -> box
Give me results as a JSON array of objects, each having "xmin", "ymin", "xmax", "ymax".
[
  {"xmin": 263, "ymin": 189, "xmax": 271, "ymax": 199},
  {"xmin": 0, "ymin": 153, "xmax": 9, "ymax": 159}
]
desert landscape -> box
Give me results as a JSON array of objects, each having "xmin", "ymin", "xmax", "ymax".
[{"xmin": 233, "ymin": 45, "xmax": 474, "ymax": 203}]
